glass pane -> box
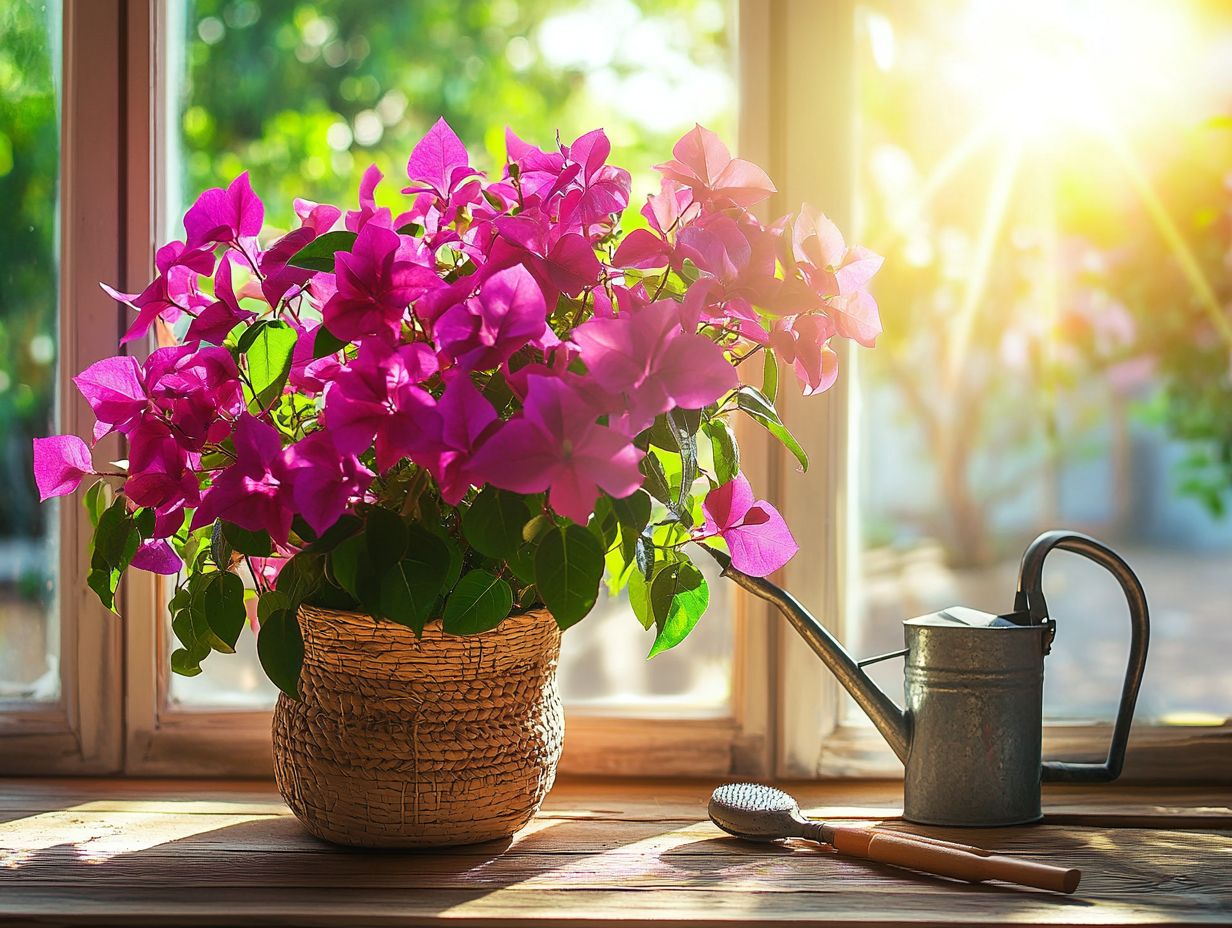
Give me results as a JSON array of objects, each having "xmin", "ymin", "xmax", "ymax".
[
  {"xmin": 166, "ymin": 0, "xmax": 737, "ymax": 712},
  {"xmin": 0, "ymin": 0, "xmax": 61, "ymax": 702},
  {"xmin": 852, "ymin": 1, "xmax": 1232, "ymax": 724}
]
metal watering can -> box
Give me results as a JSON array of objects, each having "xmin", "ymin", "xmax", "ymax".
[{"xmin": 711, "ymin": 530, "xmax": 1150, "ymax": 827}]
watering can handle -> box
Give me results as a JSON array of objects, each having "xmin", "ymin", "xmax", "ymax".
[{"xmin": 1013, "ymin": 530, "xmax": 1150, "ymax": 784}]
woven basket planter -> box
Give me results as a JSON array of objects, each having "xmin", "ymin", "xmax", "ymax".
[{"xmin": 272, "ymin": 604, "xmax": 564, "ymax": 848}]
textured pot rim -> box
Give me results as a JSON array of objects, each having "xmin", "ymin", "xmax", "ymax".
[{"xmin": 297, "ymin": 602, "xmax": 556, "ymax": 640}]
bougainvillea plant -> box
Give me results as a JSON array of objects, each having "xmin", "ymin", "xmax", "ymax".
[{"xmin": 33, "ymin": 120, "xmax": 881, "ymax": 697}]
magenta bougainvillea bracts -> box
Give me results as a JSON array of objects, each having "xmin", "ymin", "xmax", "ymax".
[{"xmin": 34, "ymin": 120, "xmax": 882, "ymax": 696}]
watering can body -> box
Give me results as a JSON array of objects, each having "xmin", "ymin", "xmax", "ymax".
[
  {"xmin": 902, "ymin": 608, "xmax": 1051, "ymax": 825},
  {"xmin": 714, "ymin": 530, "xmax": 1150, "ymax": 828}
]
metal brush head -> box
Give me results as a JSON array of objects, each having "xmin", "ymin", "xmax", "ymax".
[{"xmin": 708, "ymin": 783, "xmax": 811, "ymax": 842}]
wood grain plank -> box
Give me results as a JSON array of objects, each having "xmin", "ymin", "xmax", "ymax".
[
  {"xmin": 2, "ymin": 885, "xmax": 1230, "ymax": 928},
  {"xmin": 0, "ymin": 779, "xmax": 1229, "ymax": 927},
  {"xmin": 3, "ymin": 835, "xmax": 1229, "ymax": 897}
]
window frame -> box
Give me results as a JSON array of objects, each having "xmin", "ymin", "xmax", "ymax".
[
  {"xmin": 0, "ymin": 0, "xmax": 132, "ymax": 774},
  {"xmin": 4, "ymin": 0, "xmax": 1228, "ymax": 781},
  {"xmin": 120, "ymin": 0, "xmax": 774, "ymax": 779}
]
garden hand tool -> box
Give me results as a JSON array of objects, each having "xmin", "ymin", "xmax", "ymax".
[{"xmin": 709, "ymin": 782, "xmax": 1082, "ymax": 893}]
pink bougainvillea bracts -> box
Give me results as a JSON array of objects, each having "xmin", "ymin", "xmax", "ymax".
[
  {"xmin": 696, "ymin": 474, "xmax": 798, "ymax": 577},
  {"xmin": 33, "ymin": 120, "xmax": 882, "ymax": 693}
]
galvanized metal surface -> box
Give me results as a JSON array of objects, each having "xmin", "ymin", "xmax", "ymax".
[
  {"xmin": 902, "ymin": 611, "xmax": 1049, "ymax": 825},
  {"xmin": 704, "ymin": 530, "xmax": 1151, "ymax": 829}
]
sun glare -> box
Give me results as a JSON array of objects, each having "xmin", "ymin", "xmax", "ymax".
[
  {"xmin": 950, "ymin": 0, "xmax": 1199, "ymax": 147},
  {"xmin": 866, "ymin": 0, "xmax": 1232, "ymax": 385}
]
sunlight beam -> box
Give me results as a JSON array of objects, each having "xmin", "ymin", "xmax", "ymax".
[
  {"xmin": 872, "ymin": 118, "xmax": 996, "ymax": 254},
  {"xmin": 1099, "ymin": 122, "xmax": 1232, "ymax": 350},
  {"xmin": 0, "ymin": 802, "xmax": 276, "ymax": 866},
  {"xmin": 944, "ymin": 140, "xmax": 1023, "ymax": 394}
]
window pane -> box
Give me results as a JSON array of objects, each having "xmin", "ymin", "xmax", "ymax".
[
  {"xmin": 165, "ymin": 0, "xmax": 736, "ymax": 712},
  {"xmin": 0, "ymin": 0, "xmax": 60, "ymax": 702},
  {"xmin": 852, "ymin": 1, "xmax": 1232, "ymax": 724}
]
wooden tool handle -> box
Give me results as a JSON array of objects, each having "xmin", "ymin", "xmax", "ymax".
[{"xmin": 829, "ymin": 825, "xmax": 1081, "ymax": 893}]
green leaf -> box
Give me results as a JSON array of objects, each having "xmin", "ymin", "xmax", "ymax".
[
  {"xmin": 634, "ymin": 530, "xmax": 654, "ymax": 580},
  {"xmin": 364, "ymin": 507, "xmax": 408, "ymax": 572},
  {"xmin": 522, "ymin": 513, "xmax": 555, "ymax": 544},
  {"xmin": 603, "ymin": 533, "xmax": 635, "ymax": 595},
  {"xmin": 171, "ymin": 606, "xmax": 205, "ymax": 652},
  {"xmin": 379, "ymin": 527, "xmax": 451, "ymax": 635},
  {"xmin": 87, "ymin": 498, "xmax": 140, "ymax": 611},
  {"xmin": 306, "ymin": 514, "xmax": 361, "ymax": 553},
  {"xmin": 639, "ymin": 451, "xmax": 672, "ymax": 506},
  {"xmin": 235, "ymin": 319, "xmax": 269, "ymax": 355},
  {"xmin": 86, "ymin": 564, "xmax": 120, "ymax": 608},
  {"xmin": 290, "ymin": 514, "xmax": 318, "ymax": 544},
  {"xmin": 244, "ymin": 320, "xmax": 297, "ymax": 411},
  {"xmin": 736, "ymin": 386, "xmax": 809, "ymax": 472},
  {"xmin": 313, "ymin": 325, "xmax": 348, "ymax": 358},
  {"xmin": 330, "ymin": 532, "xmax": 373, "ymax": 604},
  {"xmin": 628, "ymin": 568, "xmax": 653, "ymax": 630},
  {"xmin": 287, "ymin": 229, "xmax": 358, "ymax": 272},
  {"xmin": 83, "ymin": 480, "xmax": 108, "ymax": 528},
  {"xmin": 203, "ymin": 571, "xmax": 247, "ymax": 653},
  {"xmin": 275, "ymin": 552, "xmax": 323, "ymax": 609},
  {"xmin": 647, "ymin": 560, "xmax": 709, "ymax": 657},
  {"xmin": 93, "ymin": 497, "xmax": 139, "ymax": 569},
  {"xmin": 221, "ymin": 522, "xmax": 273, "ymax": 557},
  {"xmin": 171, "ymin": 575, "xmax": 216, "ymax": 668},
  {"xmin": 507, "ymin": 540, "xmax": 538, "ymax": 584},
  {"xmin": 258, "ymin": 608, "xmax": 304, "ymax": 699},
  {"xmin": 186, "ymin": 572, "xmax": 220, "ymax": 643},
  {"xmin": 133, "ymin": 507, "xmax": 156, "ymax": 539},
  {"xmin": 439, "ymin": 532, "xmax": 463, "ymax": 593},
  {"xmin": 170, "ymin": 647, "xmax": 206, "ymax": 677},
  {"xmin": 256, "ymin": 590, "xmax": 291, "ymax": 626},
  {"xmin": 481, "ymin": 370, "xmax": 515, "ymax": 410},
  {"xmin": 168, "ymin": 584, "xmax": 191, "ymax": 615},
  {"xmin": 611, "ymin": 490, "xmax": 652, "ymax": 565},
  {"xmin": 463, "ymin": 487, "xmax": 533, "ymax": 560},
  {"xmin": 442, "ymin": 570, "xmax": 513, "ymax": 635},
  {"xmin": 586, "ymin": 495, "xmax": 619, "ymax": 549},
  {"xmin": 211, "ymin": 519, "xmax": 234, "ymax": 569},
  {"xmin": 534, "ymin": 524, "xmax": 605, "ymax": 631},
  {"xmin": 647, "ymin": 408, "xmax": 700, "ymax": 450},
  {"xmin": 703, "ymin": 418, "xmax": 740, "ymax": 485},
  {"xmin": 762, "ymin": 350, "xmax": 779, "ymax": 403},
  {"xmin": 667, "ymin": 409, "xmax": 699, "ymax": 513}
]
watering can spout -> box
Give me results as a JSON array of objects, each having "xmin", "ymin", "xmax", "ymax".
[{"xmin": 704, "ymin": 549, "xmax": 910, "ymax": 763}]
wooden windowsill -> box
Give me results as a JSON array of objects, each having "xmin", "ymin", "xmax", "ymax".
[{"xmin": 1, "ymin": 778, "xmax": 1229, "ymax": 926}]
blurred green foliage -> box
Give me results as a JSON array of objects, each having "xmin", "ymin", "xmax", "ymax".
[
  {"xmin": 1103, "ymin": 119, "xmax": 1232, "ymax": 517},
  {"xmin": 175, "ymin": 0, "xmax": 733, "ymax": 227},
  {"xmin": 0, "ymin": 0, "xmax": 59, "ymax": 541}
]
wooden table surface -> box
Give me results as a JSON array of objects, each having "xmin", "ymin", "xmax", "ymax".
[{"xmin": 0, "ymin": 778, "xmax": 1229, "ymax": 927}]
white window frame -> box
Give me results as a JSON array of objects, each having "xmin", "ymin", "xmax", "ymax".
[{"xmin": 4, "ymin": 0, "xmax": 1229, "ymax": 781}]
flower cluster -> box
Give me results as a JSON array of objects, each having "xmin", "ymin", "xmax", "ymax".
[{"xmin": 34, "ymin": 120, "xmax": 881, "ymax": 695}]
